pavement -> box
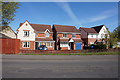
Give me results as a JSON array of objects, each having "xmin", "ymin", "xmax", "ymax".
[{"xmin": 1, "ymin": 55, "xmax": 118, "ymax": 78}]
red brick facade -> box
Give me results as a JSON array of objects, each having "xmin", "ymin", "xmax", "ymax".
[
  {"xmin": 20, "ymin": 41, "xmax": 35, "ymax": 50},
  {"xmin": 52, "ymin": 25, "xmax": 83, "ymax": 50}
]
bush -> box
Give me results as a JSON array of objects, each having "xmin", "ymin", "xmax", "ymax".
[{"xmin": 90, "ymin": 43, "xmax": 107, "ymax": 49}]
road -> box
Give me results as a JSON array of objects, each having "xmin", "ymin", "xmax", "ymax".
[{"xmin": 2, "ymin": 55, "xmax": 118, "ymax": 78}]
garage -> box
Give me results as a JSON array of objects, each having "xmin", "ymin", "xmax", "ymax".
[{"xmin": 75, "ymin": 42, "xmax": 82, "ymax": 50}]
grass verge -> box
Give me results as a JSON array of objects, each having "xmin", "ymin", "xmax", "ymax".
[{"xmin": 20, "ymin": 52, "xmax": 119, "ymax": 55}]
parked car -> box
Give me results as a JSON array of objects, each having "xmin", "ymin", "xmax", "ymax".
[{"xmin": 39, "ymin": 45, "xmax": 48, "ymax": 50}]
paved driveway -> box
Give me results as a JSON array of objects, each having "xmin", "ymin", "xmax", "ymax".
[{"xmin": 2, "ymin": 55, "xmax": 118, "ymax": 78}]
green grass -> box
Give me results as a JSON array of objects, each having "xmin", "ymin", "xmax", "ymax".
[{"xmin": 20, "ymin": 52, "xmax": 119, "ymax": 55}]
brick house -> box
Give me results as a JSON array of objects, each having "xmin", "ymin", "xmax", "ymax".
[
  {"xmin": 52, "ymin": 24, "xmax": 83, "ymax": 50},
  {"xmin": 79, "ymin": 25, "xmax": 109, "ymax": 46},
  {"xmin": 17, "ymin": 20, "xmax": 54, "ymax": 50}
]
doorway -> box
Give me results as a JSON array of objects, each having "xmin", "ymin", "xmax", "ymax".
[{"xmin": 69, "ymin": 42, "xmax": 74, "ymax": 50}]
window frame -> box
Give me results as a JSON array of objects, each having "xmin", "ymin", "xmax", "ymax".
[
  {"xmin": 23, "ymin": 31, "xmax": 29, "ymax": 37},
  {"xmin": 22, "ymin": 42, "xmax": 30, "ymax": 48},
  {"xmin": 91, "ymin": 34, "xmax": 93, "ymax": 38},
  {"xmin": 96, "ymin": 34, "xmax": 98, "ymax": 38},
  {"xmin": 44, "ymin": 42, "xmax": 53, "ymax": 47},
  {"xmin": 63, "ymin": 33, "xmax": 67, "ymax": 38},
  {"xmin": 45, "ymin": 33, "xmax": 49, "ymax": 37},
  {"xmin": 72, "ymin": 34, "xmax": 76, "ymax": 38},
  {"xmin": 60, "ymin": 42, "xmax": 68, "ymax": 47}
]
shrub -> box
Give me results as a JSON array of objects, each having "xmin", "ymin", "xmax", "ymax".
[{"xmin": 90, "ymin": 43, "xmax": 107, "ymax": 49}]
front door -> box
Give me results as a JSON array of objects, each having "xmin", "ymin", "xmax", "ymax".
[
  {"xmin": 35, "ymin": 42, "xmax": 39, "ymax": 50},
  {"xmin": 69, "ymin": 42, "xmax": 74, "ymax": 50}
]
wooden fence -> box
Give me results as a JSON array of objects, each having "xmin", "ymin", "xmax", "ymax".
[{"xmin": 0, "ymin": 39, "xmax": 20, "ymax": 54}]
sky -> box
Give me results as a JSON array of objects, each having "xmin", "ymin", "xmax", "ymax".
[{"xmin": 9, "ymin": 2, "xmax": 118, "ymax": 33}]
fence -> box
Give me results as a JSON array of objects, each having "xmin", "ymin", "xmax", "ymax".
[
  {"xmin": 0, "ymin": 39, "xmax": 20, "ymax": 54},
  {"xmin": 20, "ymin": 48, "xmax": 120, "ymax": 54}
]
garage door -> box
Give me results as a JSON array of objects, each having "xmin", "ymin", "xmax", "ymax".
[{"xmin": 75, "ymin": 42, "xmax": 82, "ymax": 50}]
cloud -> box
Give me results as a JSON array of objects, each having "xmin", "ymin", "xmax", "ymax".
[
  {"xmin": 89, "ymin": 15, "xmax": 110, "ymax": 22},
  {"xmin": 81, "ymin": 9, "xmax": 117, "ymax": 24},
  {"xmin": 56, "ymin": 2, "xmax": 81, "ymax": 25}
]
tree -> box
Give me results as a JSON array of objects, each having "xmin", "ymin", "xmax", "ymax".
[
  {"xmin": 105, "ymin": 26, "xmax": 120, "ymax": 48},
  {"xmin": 113, "ymin": 25, "xmax": 120, "ymax": 40},
  {"xmin": 1, "ymin": 2, "xmax": 19, "ymax": 27}
]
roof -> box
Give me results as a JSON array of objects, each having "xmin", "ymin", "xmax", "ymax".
[
  {"xmin": 80, "ymin": 27, "xmax": 97, "ymax": 33},
  {"xmin": 0, "ymin": 33, "xmax": 11, "ymax": 39},
  {"xmin": 19, "ymin": 23, "xmax": 52, "ymax": 32},
  {"xmin": 53, "ymin": 24, "xmax": 80, "ymax": 33},
  {"xmin": 92, "ymin": 25, "xmax": 104, "ymax": 33},
  {"xmin": 35, "ymin": 38, "xmax": 54, "ymax": 41},
  {"xmin": 0, "ymin": 26, "xmax": 16, "ymax": 35}
]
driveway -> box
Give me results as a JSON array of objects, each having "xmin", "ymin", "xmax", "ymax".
[{"xmin": 2, "ymin": 55, "xmax": 118, "ymax": 78}]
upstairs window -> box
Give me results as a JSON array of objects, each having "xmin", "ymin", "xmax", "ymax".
[
  {"xmin": 72, "ymin": 34, "xmax": 76, "ymax": 38},
  {"xmin": 45, "ymin": 33, "xmax": 49, "ymax": 37},
  {"xmin": 63, "ymin": 33, "xmax": 67, "ymax": 38},
  {"xmin": 24, "ymin": 31, "xmax": 29, "ymax": 37}
]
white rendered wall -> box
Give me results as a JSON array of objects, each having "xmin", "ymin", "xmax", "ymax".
[
  {"xmin": 88, "ymin": 33, "xmax": 98, "ymax": 38},
  {"xmin": 17, "ymin": 21, "xmax": 35, "ymax": 41},
  {"xmin": 98, "ymin": 25, "xmax": 108, "ymax": 38}
]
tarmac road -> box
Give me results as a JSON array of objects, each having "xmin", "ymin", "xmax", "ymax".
[{"xmin": 2, "ymin": 55, "xmax": 118, "ymax": 78}]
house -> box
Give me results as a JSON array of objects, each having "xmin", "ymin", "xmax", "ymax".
[
  {"xmin": 17, "ymin": 20, "xmax": 54, "ymax": 50},
  {"xmin": 0, "ymin": 26, "xmax": 20, "ymax": 54},
  {"xmin": 79, "ymin": 25, "xmax": 109, "ymax": 46},
  {"xmin": 52, "ymin": 24, "xmax": 83, "ymax": 50},
  {"xmin": 0, "ymin": 26, "xmax": 17, "ymax": 39}
]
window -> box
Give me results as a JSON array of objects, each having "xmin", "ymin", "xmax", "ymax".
[
  {"xmin": 36, "ymin": 32, "xmax": 38, "ymax": 37},
  {"xmin": 101, "ymin": 34, "xmax": 104, "ymax": 38},
  {"xmin": 23, "ymin": 42, "xmax": 30, "ymax": 48},
  {"xmin": 24, "ymin": 31, "xmax": 29, "ymax": 37},
  {"xmin": 44, "ymin": 42, "xmax": 53, "ymax": 47},
  {"xmin": 72, "ymin": 34, "xmax": 76, "ymax": 38},
  {"xmin": 45, "ymin": 33, "xmax": 49, "ymax": 37},
  {"xmin": 91, "ymin": 34, "xmax": 93, "ymax": 38},
  {"xmin": 96, "ymin": 34, "xmax": 98, "ymax": 38},
  {"xmin": 63, "ymin": 34, "xmax": 67, "ymax": 38},
  {"xmin": 38, "ymin": 42, "xmax": 41, "ymax": 47},
  {"xmin": 60, "ymin": 42, "xmax": 68, "ymax": 47},
  {"xmin": 90, "ymin": 42, "xmax": 94, "ymax": 44}
]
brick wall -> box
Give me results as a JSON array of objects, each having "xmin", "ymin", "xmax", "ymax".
[
  {"xmin": 76, "ymin": 34, "xmax": 81, "ymax": 38},
  {"xmin": 61, "ymin": 47, "xmax": 68, "ymax": 50},
  {"xmin": 20, "ymin": 41, "xmax": 35, "ymax": 50},
  {"xmin": 88, "ymin": 38, "xmax": 97, "ymax": 45},
  {"xmin": 19, "ymin": 49, "xmax": 120, "ymax": 54}
]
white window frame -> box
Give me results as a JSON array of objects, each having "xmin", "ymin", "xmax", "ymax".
[
  {"xmin": 90, "ymin": 42, "xmax": 94, "ymax": 44},
  {"xmin": 22, "ymin": 42, "xmax": 30, "ymax": 48},
  {"xmin": 24, "ymin": 31, "xmax": 29, "ymax": 37},
  {"xmin": 60, "ymin": 42, "xmax": 68, "ymax": 47},
  {"xmin": 44, "ymin": 42, "xmax": 53, "ymax": 47},
  {"xmin": 63, "ymin": 33, "xmax": 67, "ymax": 38},
  {"xmin": 72, "ymin": 34, "xmax": 76, "ymax": 38},
  {"xmin": 91, "ymin": 34, "xmax": 93, "ymax": 38},
  {"xmin": 96, "ymin": 34, "xmax": 98, "ymax": 38},
  {"xmin": 45, "ymin": 33, "xmax": 49, "ymax": 37}
]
